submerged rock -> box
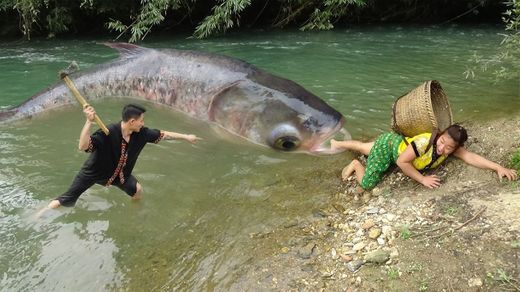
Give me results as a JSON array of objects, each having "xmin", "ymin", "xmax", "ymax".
[{"xmin": 298, "ymin": 242, "xmax": 316, "ymax": 259}]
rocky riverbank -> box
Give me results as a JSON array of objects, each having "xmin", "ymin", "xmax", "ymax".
[{"xmin": 233, "ymin": 116, "xmax": 520, "ymax": 291}]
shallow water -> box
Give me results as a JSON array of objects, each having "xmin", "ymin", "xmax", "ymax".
[{"xmin": 0, "ymin": 25, "xmax": 519, "ymax": 290}]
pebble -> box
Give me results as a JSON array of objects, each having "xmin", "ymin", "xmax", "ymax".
[
  {"xmin": 390, "ymin": 248, "xmax": 399, "ymax": 258},
  {"xmin": 331, "ymin": 248, "xmax": 338, "ymax": 259},
  {"xmin": 362, "ymin": 219, "xmax": 375, "ymax": 230},
  {"xmin": 353, "ymin": 242, "xmax": 366, "ymax": 251},
  {"xmin": 366, "ymin": 207, "xmax": 379, "ymax": 214},
  {"xmin": 382, "ymin": 226, "xmax": 393, "ymax": 237},
  {"xmin": 377, "ymin": 237, "xmax": 386, "ymax": 245},
  {"xmin": 385, "ymin": 213, "xmax": 397, "ymax": 221},
  {"xmin": 468, "ymin": 277, "xmax": 483, "ymax": 287},
  {"xmin": 368, "ymin": 228, "xmax": 382, "ymax": 239},
  {"xmin": 346, "ymin": 260, "xmax": 365, "ymax": 272},
  {"xmin": 340, "ymin": 253, "xmax": 353, "ymax": 262}
]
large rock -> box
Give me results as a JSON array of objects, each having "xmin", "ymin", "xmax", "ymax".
[{"xmin": 364, "ymin": 250, "xmax": 390, "ymax": 264}]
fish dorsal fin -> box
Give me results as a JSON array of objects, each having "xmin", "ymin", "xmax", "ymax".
[{"xmin": 102, "ymin": 42, "xmax": 149, "ymax": 58}]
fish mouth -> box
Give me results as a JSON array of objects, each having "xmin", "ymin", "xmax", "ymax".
[{"xmin": 310, "ymin": 118, "xmax": 351, "ymax": 155}]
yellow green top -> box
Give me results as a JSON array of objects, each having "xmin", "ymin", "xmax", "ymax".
[{"xmin": 397, "ymin": 133, "xmax": 447, "ymax": 170}]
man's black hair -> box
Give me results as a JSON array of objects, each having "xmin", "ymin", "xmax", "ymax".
[{"xmin": 122, "ymin": 104, "xmax": 146, "ymax": 122}]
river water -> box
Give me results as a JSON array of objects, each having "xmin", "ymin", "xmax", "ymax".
[{"xmin": 0, "ymin": 26, "xmax": 518, "ymax": 290}]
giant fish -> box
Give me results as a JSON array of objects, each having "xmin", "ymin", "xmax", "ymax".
[{"xmin": 0, "ymin": 43, "xmax": 348, "ymax": 154}]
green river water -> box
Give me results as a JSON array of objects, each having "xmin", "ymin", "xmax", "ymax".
[{"xmin": 0, "ymin": 26, "xmax": 518, "ymax": 291}]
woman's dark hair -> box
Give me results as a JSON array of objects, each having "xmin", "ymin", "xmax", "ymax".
[
  {"xmin": 122, "ymin": 104, "xmax": 146, "ymax": 121},
  {"xmin": 443, "ymin": 124, "xmax": 468, "ymax": 146}
]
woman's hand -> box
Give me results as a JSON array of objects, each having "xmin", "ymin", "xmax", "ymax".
[
  {"xmin": 496, "ymin": 167, "xmax": 518, "ymax": 181},
  {"xmin": 421, "ymin": 175, "xmax": 441, "ymax": 189}
]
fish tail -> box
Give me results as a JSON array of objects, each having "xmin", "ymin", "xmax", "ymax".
[{"xmin": 0, "ymin": 108, "xmax": 17, "ymax": 122}]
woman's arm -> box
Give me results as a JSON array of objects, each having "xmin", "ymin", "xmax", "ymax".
[
  {"xmin": 453, "ymin": 147, "xmax": 517, "ymax": 181},
  {"xmin": 396, "ymin": 145, "xmax": 441, "ymax": 188},
  {"xmin": 161, "ymin": 131, "xmax": 201, "ymax": 143}
]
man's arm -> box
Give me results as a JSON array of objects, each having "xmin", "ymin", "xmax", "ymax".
[
  {"xmin": 78, "ymin": 106, "xmax": 96, "ymax": 151},
  {"xmin": 396, "ymin": 144, "xmax": 441, "ymax": 189},
  {"xmin": 161, "ymin": 130, "xmax": 201, "ymax": 143},
  {"xmin": 453, "ymin": 147, "xmax": 517, "ymax": 181}
]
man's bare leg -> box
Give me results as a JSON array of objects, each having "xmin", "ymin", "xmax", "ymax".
[
  {"xmin": 35, "ymin": 199, "xmax": 61, "ymax": 218},
  {"xmin": 331, "ymin": 139, "xmax": 374, "ymax": 155},
  {"xmin": 131, "ymin": 182, "xmax": 142, "ymax": 201}
]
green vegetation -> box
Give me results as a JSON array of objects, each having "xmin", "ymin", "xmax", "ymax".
[
  {"xmin": 418, "ymin": 279, "xmax": 429, "ymax": 291},
  {"xmin": 399, "ymin": 225, "xmax": 411, "ymax": 240},
  {"xmin": 444, "ymin": 206, "xmax": 460, "ymax": 216},
  {"xmin": 465, "ymin": 0, "xmax": 520, "ymax": 81},
  {"xmin": 486, "ymin": 269, "xmax": 520, "ymax": 291},
  {"xmin": 387, "ymin": 267, "xmax": 400, "ymax": 280},
  {"xmin": 0, "ymin": 0, "xmax": 507, "ymax": 41},
  {"xmin": 511, "ymin": 148, "xmax": 520, "ymax": 173}
]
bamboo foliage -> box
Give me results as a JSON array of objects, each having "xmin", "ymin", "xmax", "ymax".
[
  {"xmin": 0, "ymin": 0, "xmax": 511, "ymax": 43},
  {"xmin": 464, "ymin": 0, "xmax": 520, "ymax": 81}
]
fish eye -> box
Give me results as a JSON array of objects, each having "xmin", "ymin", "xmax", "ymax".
[
  {"xmin": 269, "ymin": 124, "xmax": 301, "ymax": 151},
  {"xmin": 274, "ymin": 136, "xmax": 300, "ymax": 151}
]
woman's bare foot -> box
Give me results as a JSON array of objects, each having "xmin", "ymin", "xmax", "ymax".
[
  {"xmin": 341, "ymin": 165, "xmax": 352, "ymax": 181},
  {"xmin": 341, "ymin": 159, "xmax": 361, "ymax": 181},
  {"xmin": 330, "ymin": 139, "xmax": 340, "ymax": 152}
]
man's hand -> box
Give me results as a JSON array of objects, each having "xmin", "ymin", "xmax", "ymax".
[
  {"xmin": 496, "ymin": 167, "xmax": 518, "ymax": 181},
  {"xmin": 83, "ymin": 105, "xmax": 96, "ymax": 123},
  {"xmin": 421, "ymin": 175, "xmax": 441, "ymax": 189},
  {"xmin": 185, "ymin": 134, "xmax": 201, "ymax": 144}
]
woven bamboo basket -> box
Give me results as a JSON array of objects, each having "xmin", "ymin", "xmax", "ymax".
[{"xmin": 391, "ymin": 80, "xmax": 453, "ymax": 137}]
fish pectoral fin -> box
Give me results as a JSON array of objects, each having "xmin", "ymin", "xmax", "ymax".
[
  {"xmin": 207, "ymin": 80, "xmax": 243, "ymax": 121},
  {"xmin": 101, "ymin": 42, "xmax": 149, "ymax": 59}
]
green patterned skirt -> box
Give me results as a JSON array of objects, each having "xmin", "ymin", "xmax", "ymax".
[{"xmin": 360, "ymin": 132, "xmax": 403, "ymax": 190}]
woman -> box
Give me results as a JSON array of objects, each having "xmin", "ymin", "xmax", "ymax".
[{"xmin": 331, "ymin": 124, "xmax": 517, "ymax": 191}]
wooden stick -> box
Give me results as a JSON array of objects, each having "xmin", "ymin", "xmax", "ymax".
[
  {"xmin": 454, "ymin": 206, "xmax": 486, "ymax": 231},
  {"xmin": 419, "ymin": 206, "xmax": 487, "ymax": 241},
  {"xmin": 61, "ymin": 75, "xmax": 109, "ymax": 135}
]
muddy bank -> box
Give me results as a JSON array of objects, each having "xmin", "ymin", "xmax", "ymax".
[{"xmin": 232, "ymin": 115, "xmax": 520, "ymax": 291}]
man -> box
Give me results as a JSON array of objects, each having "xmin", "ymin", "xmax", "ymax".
[{"xmin": 47, "ymin": 103, "xmax": 200, "ymax": 209}]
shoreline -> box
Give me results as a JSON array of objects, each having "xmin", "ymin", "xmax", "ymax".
[{"xmin": 233, "ymin": 114, "xmax": 520, "ymax": 291}]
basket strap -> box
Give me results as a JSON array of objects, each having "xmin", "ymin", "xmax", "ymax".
[{"xmin": 424, "ymin": 129, "xmax": 439, "ymax": 154}]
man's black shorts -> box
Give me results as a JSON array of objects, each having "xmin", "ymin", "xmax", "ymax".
[{"xmin": 56, "ymin": 174, "xmax": 139, "ymax": 207}]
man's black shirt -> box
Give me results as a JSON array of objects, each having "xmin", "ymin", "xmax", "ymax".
[{"xmin": 79, "ymin": 122, "xmax": 162, "ymax": 181}]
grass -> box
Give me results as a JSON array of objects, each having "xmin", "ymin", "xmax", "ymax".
[
  {"xmin": 418, "ymin": 279, "xmax": 429, "ymax": 291},
  {"xmin": 486, "ymin": 269, "xmax": 520, "ymax": 291},
  {"xmin": 444, "ymin": 206, "xmax": 459, "ymax": 216},
  {"xmin": 510, "ymin": 148, "xmax": 520, "ymax": 173},
  {"xmin": 387, "ymin": 268, "xmax": 400, "ymax": 280},
  {"xmin": 407, "ymin": 262, "xmax": 424, "ymax": 274},
  {"xmin": 400, "ymin": 225, "xmax": 412, "ymax": 240}
]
